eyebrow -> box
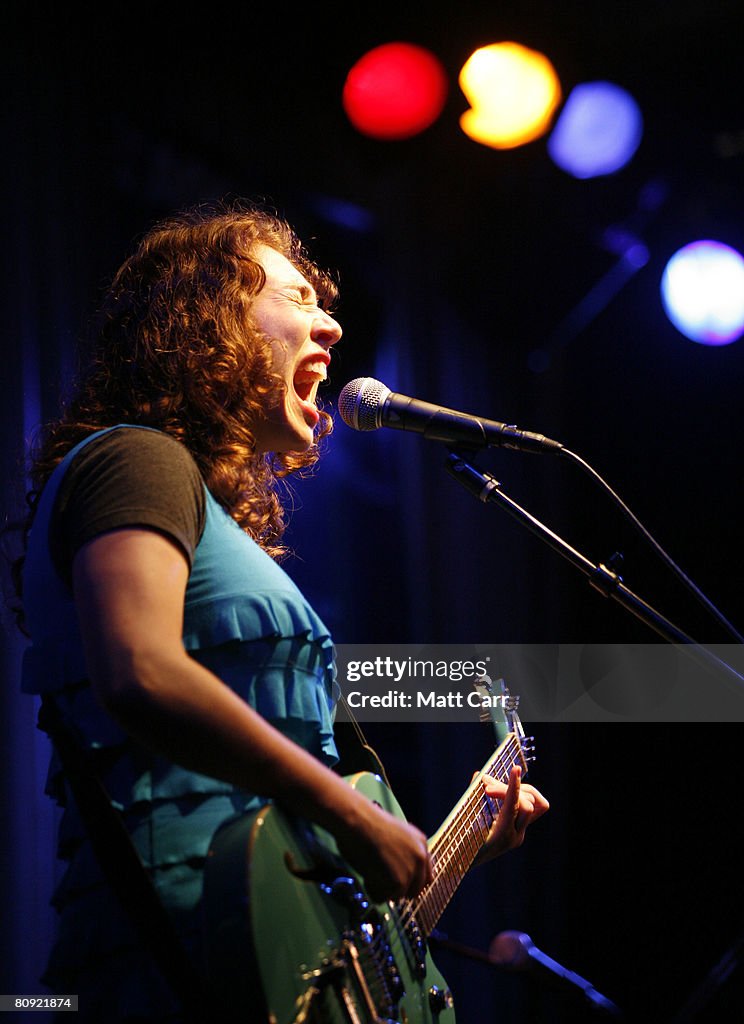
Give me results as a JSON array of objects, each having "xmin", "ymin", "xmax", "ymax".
[{"xmin": 276, "ymin": 278, "xmax": 317, "ymax": 301}]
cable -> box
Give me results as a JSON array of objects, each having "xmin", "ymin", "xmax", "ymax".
[{"xmin": 559, "ymin": 447, "xmax": 744, "ymax": 643}]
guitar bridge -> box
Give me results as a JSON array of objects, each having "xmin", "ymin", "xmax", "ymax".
[{"xmin": 297, "ymin": 938, "xmax": 397, "ymax": 1024}]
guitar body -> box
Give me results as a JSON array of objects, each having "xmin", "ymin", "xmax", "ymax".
[
  {"xmin": 204, "ymin": 680, "xmax": 528, "ymax": 1023},
  {"xmin": 204, "ymin": 772, "xmax": 456, "ymax": 1024}
]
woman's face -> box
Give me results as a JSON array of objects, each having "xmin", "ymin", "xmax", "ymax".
[{"xmin": 250, "ymin": 245, "xmax": 342, "ymax": 453}]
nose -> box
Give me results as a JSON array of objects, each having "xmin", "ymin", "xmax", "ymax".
[{"xmin": 311, "ymin": 309, "xmax": 342, "ymax": 349}]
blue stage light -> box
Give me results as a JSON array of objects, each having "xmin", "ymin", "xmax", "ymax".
[
  {"xmin": 661, "ymin": 240, "xmax": 744, "ymax": 345},
  {"xmin": 547, "ymin": 81, "xmax": 643, "ymax": 179}
]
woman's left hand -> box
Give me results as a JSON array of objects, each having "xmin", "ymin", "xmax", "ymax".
[{"xmin": 474, "ymin": 765, "xmax": 550, "ymax": 863}]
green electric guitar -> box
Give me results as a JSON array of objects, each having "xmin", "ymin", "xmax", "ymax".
[{"xmin": 203, "ymin": 679, "xmax": 533, "ymax": 1023}]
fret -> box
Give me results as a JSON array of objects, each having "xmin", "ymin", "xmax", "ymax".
[{"xmin": 412, "ymin": 733, "xmax": 524, "ymax": 935}]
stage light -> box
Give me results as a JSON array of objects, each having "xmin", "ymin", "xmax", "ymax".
[
  {"xmin": 661, "ymin": 241, "xmax": 744, "ymax": 346},
  {"xmin": 547, "ymin": 81, "xmax": 643, "ymax": 178},
  {"xmin": 342, "ymin": 42, "xmax": 448, "ymax": 140},
  {"xmin": 458, "ymin": 42, "xmax": 561, "ymax": 149}
]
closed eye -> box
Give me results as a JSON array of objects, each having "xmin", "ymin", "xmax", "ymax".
[
  {"xmin": 278, "ymin": 282, "xmax": 336, "ymax": 316},
  {"xmin": 285, "ymin": 287, "xmax": 321, "ymax": 309}
]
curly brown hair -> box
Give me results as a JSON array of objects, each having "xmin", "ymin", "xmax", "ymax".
[{"xmin": 25, "ymin": 200, "xmax": 338, "ymax": 558}]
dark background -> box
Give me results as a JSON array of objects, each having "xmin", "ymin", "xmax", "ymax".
[{"xmin": 2, "ymin": 3, "xmax": 744, "ymax": 1021}]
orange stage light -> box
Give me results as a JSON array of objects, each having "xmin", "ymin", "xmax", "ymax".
[{"xmin": 459, "ymin": 42, "xmax": 562, "ymax": 149}]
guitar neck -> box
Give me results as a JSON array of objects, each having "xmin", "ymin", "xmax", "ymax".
[{"xmin": 410, "ymin": 733, "xmax": 526, "ymax": 936}]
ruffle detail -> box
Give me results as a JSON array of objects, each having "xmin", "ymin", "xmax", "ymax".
[
  {"xmin": 54, "ymin": 792, "xmax": 264, "ymax": 904},
  {"xmin": 21, "ymin": 428, "xmax": 341, "ymax": 1001},
  {"xmin": 191, "ymin": 635, "xmax": 338, "ymax": 757},
  {"xmin": 45, "ymin": 801, "xmax": 262, "ymax": 1021},
  {"xmin": 182, "ymin": 589, "xmax": 333, "ymax": 655},
  {"xmin": 39, "ymin": 632, "xmax": 338, "ymax": 844}
]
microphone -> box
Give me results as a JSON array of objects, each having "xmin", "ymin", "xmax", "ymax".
[
  {"xmin": 337, "ymin": 377, "xmax": 563, "ymax": 454},
  {"xmin": 489, "ymin": 931, "xmax": 622, "ymax": 1018}
]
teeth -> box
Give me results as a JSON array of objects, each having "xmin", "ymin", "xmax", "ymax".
[
  {"xmin": 293, "ymin": 360, "xmax": 328, "ymax": 404},
  {"xmin": 295, "ymin": 361, "xmax": 327, "ymax": 382}
]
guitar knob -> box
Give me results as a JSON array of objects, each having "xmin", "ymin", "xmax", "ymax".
[
  {"xmin": 327, "ymin": 876, "xmax": 359, "ymax": 907},
  {"xmin": 428, "ymin": 985, "xmax": 454, "ymax": 1015}
]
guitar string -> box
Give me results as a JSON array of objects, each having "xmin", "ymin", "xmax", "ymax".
[
  {"xmin": 394, "ymin": 780, "xmax": 503, "ymax": 938},
  {"xmin": 428, "ymin": 736, "xmax": 518, "ymax": 876},
  {"xmin": 358, "ymin": 735, "xmax": 523, "ymax": 982},
  {"xmin": 364, "ymin": 764, "xmax": 505, "ymax": 975},
  {"xmin": 360, "ymin": 749, "xmax": 516, "ymax": 997},
  {"xmin": 306, "ymin": 736, "xmax": 523, "ymax": 1009},
  {"xmin": 416, "ymin": 737, "xmax": 519, "ymax": 929},
  {"xmin": 392, "ymin": 735, "xmax": 524, "ymax": 936},
  {"xmin": 407, "ymin": 746, "xmax": 506, "ymax": 931},
  {"xmin": 366, "ymin": 778, "xmax": 501, "ymax": 970}
]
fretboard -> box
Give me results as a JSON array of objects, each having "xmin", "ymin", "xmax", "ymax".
[{"xmin": 410, "ymin": 733, "xmax": 525, "ymax": 936}]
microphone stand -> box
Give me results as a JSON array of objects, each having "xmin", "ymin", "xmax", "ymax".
[
  {"xmin": 446, "ymin": 453, "xmax": 744, "ymax": 690},
  {"xmin": 429, "ymin": 930, "xmax": 623, "ymax": 1019},
  {"xmin": 672, "ymin": 923, "xmax": 744, "ymax": 1022}
]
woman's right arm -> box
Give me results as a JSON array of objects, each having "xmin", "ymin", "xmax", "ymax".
[{"xmin": 72, "ymin": 526, "xmax": 432, "ymax": 902}]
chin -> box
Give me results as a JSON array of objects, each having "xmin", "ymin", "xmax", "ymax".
[
  {"xmin": 272, "ymin": 427, "xmax": 316, "ymax": 454},
  {"xmin": 275, "ymin": 439, "xmax": 314, "ymax": 455},
  {"xmin": 254, "ymin": 407, "xmax": 317, "ymax": 454}
]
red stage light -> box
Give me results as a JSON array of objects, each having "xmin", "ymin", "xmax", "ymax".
[{"xmin": 342, "ymin": 42, "xmax": 448, "ymax": 140}]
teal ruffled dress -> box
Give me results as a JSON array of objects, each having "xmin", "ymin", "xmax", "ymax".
[{"xmin": 21, "ymin": 427, "xmax": 339, "ymax": 1021}]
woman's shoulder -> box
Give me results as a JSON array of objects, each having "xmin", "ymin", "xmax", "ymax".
[
  {"xmin": 69, "ymin": 425, "xmax": 201, "ymax": 473},
  {"xmin": 50, "ymin": 426, "xmax": 207, "ymax": 579}
]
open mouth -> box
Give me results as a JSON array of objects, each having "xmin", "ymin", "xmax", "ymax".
[
  {"xmin": 292, "ymin": 361, "xmax": 328, "ymax": 423},
  {"xmin": 293, "ymin": 361, "xmax": 327, "ymax": 402}
]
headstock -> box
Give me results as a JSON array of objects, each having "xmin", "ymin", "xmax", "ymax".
[{"xmin": 471, "ymin": 675, "xmax": 535, "ymax": 771}]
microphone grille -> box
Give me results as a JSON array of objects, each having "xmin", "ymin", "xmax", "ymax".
[{"xmin": 337, "ymin": 377, "xmax": 389, "ymax": 431}]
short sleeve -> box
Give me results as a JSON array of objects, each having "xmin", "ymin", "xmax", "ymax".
[{"xmin": 50, "ymin": 427, "xmax": 206, "ymax": 583}]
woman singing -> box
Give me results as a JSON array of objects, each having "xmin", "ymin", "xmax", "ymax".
[{"xmin": 18, "ymin": 201, "xmax": 546, "ymax": 1022}]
